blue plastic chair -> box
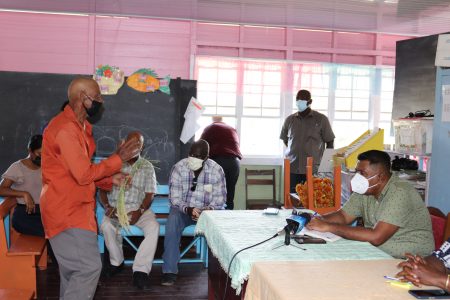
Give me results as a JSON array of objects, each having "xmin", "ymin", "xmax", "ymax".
[{"xmin": 96, "ymin": 185, "xmax": 208, "ymax": 267}]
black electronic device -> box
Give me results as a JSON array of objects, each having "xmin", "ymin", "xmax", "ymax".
[
  {"xmin": 408, "ymin": 289, "xmax": 450, "ymax": 299},
  {"xmin": 286, "ymin": 211, "xmax": 312, "ymax": 235},
  {"xmin": 293, "ymin": 236, "xmax": 326, "ymax": 244}
]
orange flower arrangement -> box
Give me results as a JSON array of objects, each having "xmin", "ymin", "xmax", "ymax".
[{"xmin": 295, "ymin": 177, "xmax": 334, "ymax": 208}]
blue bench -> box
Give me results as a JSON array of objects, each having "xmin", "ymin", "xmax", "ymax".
[{"xmin": 96, "ymin": 185, "xmax": 208, "ymax": 267}]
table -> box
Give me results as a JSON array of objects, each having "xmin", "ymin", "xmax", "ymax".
[
  {"xmin": 245, "ymin": 259, "xmax": 435, "ymax": 300},
  {"xmin": 195, "ymin": 210, "xmax": 392, "ymax": 297}
]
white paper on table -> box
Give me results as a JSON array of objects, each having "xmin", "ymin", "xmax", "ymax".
[
  {"xmin": 442, "ymin": 85, "xmax": 450, "ymax": 122},
  {"xmin": 296, "ymin": 227, "xmax": 341, "ymax": 242},
  {"xmin": 180, "ymin": 97, "xmax": 205, "ymax": 143},
  {"xmin": 435, "ymin": 34, "xmax": 450, "ymax": 67}
]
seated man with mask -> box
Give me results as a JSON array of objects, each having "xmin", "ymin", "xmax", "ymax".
[
  {"xmin": 161, "ymin": 139, "xmax": 226, "ymax": 286},
  {"xmin": 307, "ymin": 150, "xmax": 434, "ymax": 258}
]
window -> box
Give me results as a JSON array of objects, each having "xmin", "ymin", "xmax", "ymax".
[
  {"xmin": 241, "ymin": 61, "xmax": 282, "ymax": 156},
  {"xmin": 196, "ymin": 58, "xmax": 238, "ymax": 116},
  {"xmin": 195, "ymin": 58, "xmax": 239, "ymax": 152},
  {"xmin": 194, "ymin": 56, "xmax": 395, "ymax": 160},
  {"xmin": 333, "ymin": 65, "xmax": 371, "ymax": 147},
  {"xmin": 293, "ymin": 64, "xmax": 330, "ymax": 116}
]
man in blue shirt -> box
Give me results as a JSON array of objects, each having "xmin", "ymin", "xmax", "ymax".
[{"xmin": 161, "ymin": 139, "xmax": 226, "ymax": 286}]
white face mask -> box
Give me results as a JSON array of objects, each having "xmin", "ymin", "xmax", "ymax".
[
  {"xmin": 187, "ymin": 156, "xmax": 204, "ymax": 171},
  {"xmin": 350, "ymin": 173, "xmax": 379, "ymax": 194}
]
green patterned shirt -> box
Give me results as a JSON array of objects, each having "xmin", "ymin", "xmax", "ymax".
[{"xmin": 342, "ymin": 174, "xmax": 434, "ymax": 258}]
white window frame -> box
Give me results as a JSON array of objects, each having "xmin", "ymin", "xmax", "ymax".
[{"xmin": 193, "ymin": 55, "xmax": 395, "ymax": 164}]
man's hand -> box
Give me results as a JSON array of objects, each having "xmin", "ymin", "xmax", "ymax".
[
  {"xmin": 186, "ymin": 207, "xmax": 202, "ymax": 221},
  {"xmin": 191, "ymin": 208, "xmax": 202, "ymax": 221},
  {"xmin": 116, "ymin": 138, "xmax": 141, "ymax": 162},
  {"xmin": 306, "ymin": 217, "xmax": 331, "ymax": 232},
  {"xmin": 111, "ymin": 173, "xmax": 132, "ymax": 188},
  {"xmin": 128, "ymin": 210, "xmax": 142, "ymax": 225},
  {"xmin": 105, "ymin": 207, "xmax": 117, "ymax": 218},
  {"xmin": 23, "ymin": 192, "xmax": 35, "ymax": 214},
  {"xmin": 396, "ymin": 254, "xmax": 447, "ymax": 288}
]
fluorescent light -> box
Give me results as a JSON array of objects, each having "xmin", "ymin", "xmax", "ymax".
[
  {"xmin": 0, "ymin": 8, "xmax": 88, "ymax": 16},
  {"xmin": 293, "ymin": 28, "xmax": 332, "ymax": 33}
]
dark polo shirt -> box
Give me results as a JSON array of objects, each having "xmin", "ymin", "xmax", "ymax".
[{"xmin": 280, "ymin": 109, "xmax": 334, "ymax": 174}]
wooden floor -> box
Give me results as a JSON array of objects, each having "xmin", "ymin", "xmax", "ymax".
[{"xmin": 37, "ymin": 260, "xmax": 208, "ymax": 299}]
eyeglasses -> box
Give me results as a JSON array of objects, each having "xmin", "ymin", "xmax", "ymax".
[{"xmin": 190, "ymin": 177, "xmax": 198, "ymax": 192}]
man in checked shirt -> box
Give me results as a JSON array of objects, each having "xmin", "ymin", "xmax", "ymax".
[
  {"xmin": 99, "ymin": 131, "xmax": 159, "ymax": 290},
  {"xmin": 161, "ymin": 139, "xmax": 226, "ymax": 286},
  {"xmin": 397, "ymin": 237, "xmax": 450, "ymax": 292}
]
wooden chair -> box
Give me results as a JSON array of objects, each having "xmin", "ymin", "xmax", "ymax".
[
  {"xmin": 245, "ymin": 169, "xmax": 277, "ymax": 209},
  {"xmin": 428, "ymin": 206, "xmax": 450, "ymax": 249},
  {"xmin": 0, "ymin": 197, "xmax": 47, "ymax": 299}
]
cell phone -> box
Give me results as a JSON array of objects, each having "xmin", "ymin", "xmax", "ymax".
[
  {"xmin": 408, "ymin": 289, "xmax": 450, "ymax": 299},
  {"xmin": 293, "ymin": 236, "xmax": 326, "ymax": 244}
]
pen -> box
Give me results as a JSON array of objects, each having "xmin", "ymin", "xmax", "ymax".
[{"xmin": 384, "ymin": 275, "xmax": 400, "ymax": 281}]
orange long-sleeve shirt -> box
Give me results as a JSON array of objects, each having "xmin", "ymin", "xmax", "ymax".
[{"xmin": 41, "ymin": 106, "xmax": 122, "ymax": 239}]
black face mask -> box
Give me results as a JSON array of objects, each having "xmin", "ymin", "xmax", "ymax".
[
  {"xmin": 85, "ymin": 100, "xmax": 103, "ymax": 117},
  {"xmin": 32, "ymin": 156, "xmax": 41, "ymax": 167}
]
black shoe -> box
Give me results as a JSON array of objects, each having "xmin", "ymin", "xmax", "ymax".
[
  {"xmin": 133, "ymin": 271, "xmax": 150, "ymax": 290},
  {"xmin": 161, "ymin": 273, "xmax": 177, "ymax": 286},
  {"xmin": 103, "ymin": 262, "xmax": 124, "ymax": 278}
]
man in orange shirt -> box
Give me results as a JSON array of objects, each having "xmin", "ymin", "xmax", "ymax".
[{"xmin": 41, "ymin": 77, "xmax": 141, "ymax": 300}]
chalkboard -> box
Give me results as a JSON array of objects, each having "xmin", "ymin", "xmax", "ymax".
[
  {"xmin": 0, "ymin": 71, "xmax": 196, "ymax": 184},
  {"xmin": 392, "ymin": 34, "xmax": 438, "ymax": 120}
]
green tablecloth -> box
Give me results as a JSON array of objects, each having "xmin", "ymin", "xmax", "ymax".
[{"xmin": 195, "ymin": 209, "xmax": 393, "ymax": 294}]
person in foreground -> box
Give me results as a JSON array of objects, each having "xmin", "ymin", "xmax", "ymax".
[
  {"xmin": 100, "ymin": 131, "xmax": 159, "ymax": 290},
  {"xmin": 0, "ymin": 134, "xmax": 44, "ymax": 236},
  {"xmin": 307, "ymin": 150, "xmax": 434, "ymax": 258},
  {"xmin": 396, "ymin": 237, "xmax": 450, "ymax": 291},
  {"xmin": 161, "ymin": 139, "xmax": 226, "ymax": 286},
  {"xmin": 40, "ymin": 77, "xmax": 141, "ymax": 300}
]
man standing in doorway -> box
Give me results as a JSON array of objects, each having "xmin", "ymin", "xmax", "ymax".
[
  {"xmin": 40, "ymin": 77, "xmax": 141, "ymax": 300},
  {"xmin": 280, "ymin": 89, "xmax": 335, "ymax": 192},
  {"xmin": 200, "ymin": 116, "xmax": 242, "ymax": 209}
]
